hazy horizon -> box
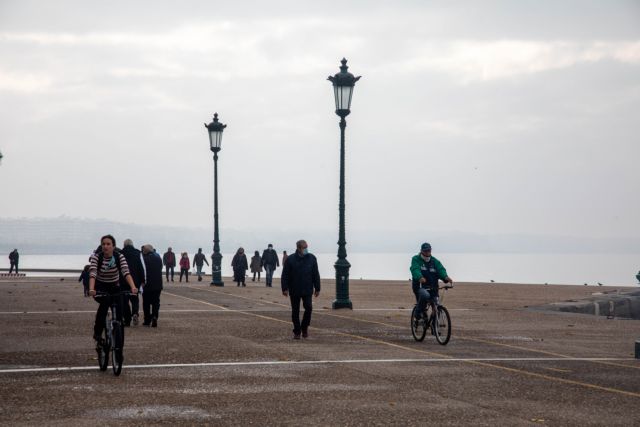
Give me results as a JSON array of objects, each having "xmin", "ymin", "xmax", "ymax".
[{"xmin": 1, "ymin": 1, "xmax": 639, "ymax": 243}]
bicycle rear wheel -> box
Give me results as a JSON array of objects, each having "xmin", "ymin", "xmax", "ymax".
[
  {"xmin": 111, "ymin": 322, "xmax": 124, "ymax": 376},
  {"xmin": 97, "ymin": 328, "xmax": 109, "ymax": 371},
  {"xmin": 410, "ymin": 306, "xmax": 427, "ymax": 342},
  {"xmin": 434, "ymin": 306, "xmax": 451, "ymax": 345}
]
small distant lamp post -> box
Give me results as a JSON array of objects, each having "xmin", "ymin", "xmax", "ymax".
[
  {"xmin": 205, "ymin": 113, "xmax": 227, "ymax": 286},
  {"xmin": 328, "ymin": 58, "xmax": 361, "ymax": 309}
]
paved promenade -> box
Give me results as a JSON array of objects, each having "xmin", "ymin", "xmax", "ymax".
[{"xmin": 0, "ymin": 277, "xmax": 638, "ymax": 425}]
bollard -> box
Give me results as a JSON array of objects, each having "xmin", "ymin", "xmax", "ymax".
[{"xmin": 636, "ymin": 340, "xmax": 640, "ymax": 359}]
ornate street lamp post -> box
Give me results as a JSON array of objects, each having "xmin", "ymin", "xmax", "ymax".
[
  {"xmin": 205, "ymin": 113, "xmax": 227, "ymax": 286},
  {"xmin": 328, "ymin": 58, "xmax": 361, "ymax": 309}
]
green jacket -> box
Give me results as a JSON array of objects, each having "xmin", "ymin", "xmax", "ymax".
[{"xmin": 410, "ymin": 254, "xmax": 448, "ymax": 281}]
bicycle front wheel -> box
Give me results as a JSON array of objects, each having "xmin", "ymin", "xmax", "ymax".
[
  {"xmin": 411, "ymin": 306, "xmax": 427, "ymax": 342},
  {"xmin": 111, "ymin": 322, "xmax": 124, "ymax": 376},
  {"xmin": 434, "ymin": 306, "xmax": 451, "ymax": 345}
]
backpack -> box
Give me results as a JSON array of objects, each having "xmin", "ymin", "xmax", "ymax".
[{"xmin": 96, "ymin": 249, "xmax": 127, "ymax": 287}]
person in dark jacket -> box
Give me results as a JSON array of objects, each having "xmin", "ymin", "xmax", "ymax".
[
  {"xmin": 142, "ymin": 244, "xmax": 163, "ymax": 327},
  {"xmin": 79, "ymin": 265, "xmax": 91, "ymax": 297},
  {"xmin": 8, "ymin": 249, "xmax": 19, "ymax": 274},
  {"xmin": 250, "ymin": 251, "xmax": 262, "ymax": 282},
  {"xmin": 261, "ymin": 244, "xmax": 280, "ymax": 287},
  {"xmin": 281, "ymin": 240, "xmax": 320, "ymax": 339},
  {"xmin": 121, "ymin": 239, "xmax": 146, "ymax": 326},
  {"xmin": 179, "ymin": 252, "xmax": 190, "ymax": 282},
  {"xmin": 192, "ymin": 248, "xmax": 209, "ymax": 281},
  {"xmin": 162, "ymin": 247, "xmax": 176, "ymax": 282},
  {"xmin": 231, "ymin": 247, "xmax": 248, "ymax": 287}
]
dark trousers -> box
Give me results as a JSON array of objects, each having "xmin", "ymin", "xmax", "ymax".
[
  {"xmin": 143, "ymin": 290, "xmax": 161, "ymax": 323},
  {"xmin": 93, "ymin": 287, "xmax": 124, "ymax": 339},
  {"xmin": 234, "ymin": 269, "xmax": 245, "ymax": 286},
  {"xmin": 165, "ymin": 266, "xmax": 174, "ymax": 281},
  {"xmin": 122, "ymin": 293, "xmax": 140, "ymax": 324},
  {"xmin": 412, "ymin": 279, "xmax": 438, "ymax": 316},
  {"xmin": 264, "ymin": 265, "xmax": 274, "ymax": 286},
  {"xmin": 252, "ymin": 271, "xmax": 261, "ymax": 281},
  {"xmin": 9, "ymin": 263, "xmax": 18, "ymax": 274},
  {"xmin": 179, "ymin": 268, "xmax": 189, "ymax": 282},
  {"xmin": 289, "ymin": 294, "xmax": 313, "ymax": 334}
]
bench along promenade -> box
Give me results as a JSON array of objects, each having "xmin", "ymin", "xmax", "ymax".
[{"xmin": 0, "ymin": 276, "xmax": 638, "ymax": 425}]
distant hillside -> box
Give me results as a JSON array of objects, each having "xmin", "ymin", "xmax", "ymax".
[{"xmin": 0, "ymin": 217, "xmax": 639, "ymax": 255}]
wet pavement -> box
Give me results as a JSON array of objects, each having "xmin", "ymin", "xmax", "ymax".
[{"xmin": 0, "ymin": 277, "xmax": 639, "ymax": 425}]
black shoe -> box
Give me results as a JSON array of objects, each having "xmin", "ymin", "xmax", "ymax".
[
  {"xmin": 143, "ymin": 320, "xmax": 151, "ymax": 327},
  {"xmin": 293, "ymin": 332, "xmax": 301, "ymax": 340},
  {"xmin": 302, "ymin": 330, "xmax": 308, "ymax": 339},
  {"xmin": 151, "ymin": 318, "xmax": 157, "ymax": 328}
]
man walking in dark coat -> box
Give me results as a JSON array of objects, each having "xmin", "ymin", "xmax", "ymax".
[
  {"xmin": 162, "ymin": 247, "xmax": 176, "ymax": 282},
  {"xmin": 8, "ymin": 249, "xmax": 19, "ymax": 274},
  {"xmin": 192, "ymin": 248, "xmax": 209, "ymax": 282},
  {"xmin": 142, "ymin": 244, "xmax": 163, "ymax": 327},
  {"xmin": 281, "ymin": 240, "xmax": 320, "ymax": 339},
  {"xmin": 121, "ymin": 239, "xmax": 146, "ymax": 326},
  {"xmin": 261, "ymin": 244, "xmax": 280, "ymax": 287}
]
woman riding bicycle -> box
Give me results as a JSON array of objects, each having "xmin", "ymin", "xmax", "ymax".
[
  {"xmin": 409, "ymin": 242, "xmax": 453, "ymax": 319},
  {"xmin": 88, "ymin": 235, "xmax": 138, "ymax": 342}
]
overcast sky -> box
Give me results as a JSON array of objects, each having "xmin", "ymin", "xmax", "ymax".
[{"xmin": 0, "ymin": 0, "xmax": 638, "ymax": 241}]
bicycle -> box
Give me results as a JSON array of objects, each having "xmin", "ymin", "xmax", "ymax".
[
  {"xmin": 95, "ymin": 290, "xmax": 131, "ymax": 376},
  {"xmin": 411, "ymin": 284, "xmax": 452, "ymax": 345}
]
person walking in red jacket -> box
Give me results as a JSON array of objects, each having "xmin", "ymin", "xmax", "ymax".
[{"xmin": 179, "ymin": 252, "xmax": 190, "ymax": 283}]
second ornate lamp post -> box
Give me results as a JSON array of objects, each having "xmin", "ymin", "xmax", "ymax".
[
  {"xmin": 328, "ymin": 58, "xmax": 361, "ymax": 309},
  {"xmin": 205, "ymin": 113, "xmax": 227, "ymax": 286}
]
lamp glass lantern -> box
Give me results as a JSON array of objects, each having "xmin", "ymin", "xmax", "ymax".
[
  {"xmin": 328, "ymin": 58, "xmax": 361, "ymax": 116},
  {"xmin": 205, "ymin": 113, "xmax": 226, "ymax": 152}
]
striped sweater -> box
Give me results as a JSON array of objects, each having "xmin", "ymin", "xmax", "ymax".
[{"xmin": 89, "ymin": 252, "xmax": 131, "ymax": 284}]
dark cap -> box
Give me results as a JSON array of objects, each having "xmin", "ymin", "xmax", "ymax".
[{"xmin": 420, "ymin": 242, "xmax": 432, "ymax": 251}]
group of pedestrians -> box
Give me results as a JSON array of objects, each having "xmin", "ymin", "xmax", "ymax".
[
  {"xmin": 84, "ymin": 235, "xmax": 164, "ymax": 345},
  {"xmin": 81, "ymin": 234, "xmax": 451, "ymax": 348},
  {"xmin": 161, "ymin": 247, "xmax": 210, "ymax": 282},
  {"xmin": 231, "ymin": 244, "xmax": 287, "ymax": 287}
]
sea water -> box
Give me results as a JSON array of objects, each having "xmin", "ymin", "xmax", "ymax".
[{"xmin": 7, "ymin": 253, "xmax": 640, "ymax": 286}]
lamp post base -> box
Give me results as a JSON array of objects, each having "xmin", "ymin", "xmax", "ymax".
[
  {"xmin": 332, "ymin": 298, "xmax": 353, "ymax": 309},
  {"xmin": 211, "ymin": 252, "xmax": 223, "ymax": 287}
]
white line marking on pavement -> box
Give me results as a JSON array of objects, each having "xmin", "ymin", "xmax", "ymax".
[
  {"xmin": 0, "ymin": 308, "xmax": 472, "ymax": 315},
  {"xmin": 0, "ymin": 357, "xmax": 634, "ymax": 374}
]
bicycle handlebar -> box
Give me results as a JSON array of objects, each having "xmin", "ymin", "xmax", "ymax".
[{"xmin": 94, "ymin": 291, "xmax": 133, "ymax": 297}]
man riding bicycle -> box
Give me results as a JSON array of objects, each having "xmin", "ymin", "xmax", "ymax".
[
  {"xmin": 410, "ymin": 242, "xmax": 453, "ymax": 319},
  {"xmin": 88, "ymin": 235, "xmax": 138, "ymax": 343}
]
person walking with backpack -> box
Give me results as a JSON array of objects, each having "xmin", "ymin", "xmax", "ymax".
[
  {"xmin": 88, "ymin": 235, "xmax": 138, "ymax": 343},
  {"xmin": 192, "ymin": 248, "xmax": 209, "ymax": 282},
  {"xmin": 179, "ymin": 252, "xmax": 190, "ymax": 282},
  {"xmin": 231, "ymin": 248, "xmax": 248, "ymax": 287},
  {"xmin": 261, "ymin": 244, "xmax": 280, "ymax": 287},
  {"xmin": 78, "ymin": 265, "xmax": 90, "ymax": 297},
  {"xmin": 120, "ymin": 239, "xmax": 146, "ymax": 326},
  {"xmin": 250, "ymin": 251, "xmax": 262, "ymax": 282},
  {"xmin": 162, "ymin": 247, "xmax": 176, "ymax": 282}
]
